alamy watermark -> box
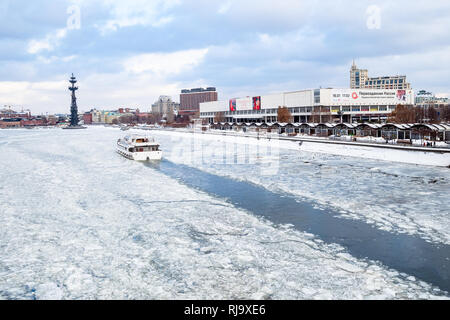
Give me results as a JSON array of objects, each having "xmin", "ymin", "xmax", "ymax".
[
  {"xmin": 67, "ymin": 2, "xmax": 81, "ymax": 30},
  {"xmin": 366, "ymin": 5, "xmax": 381, "ymax": 30},
  {"xmin": 58, "ymin": 2, "xmax": 382, "ymax": 40},
  {"xmin": 169, "ymin": 131, "xmax": 280, "ymax": 176}
]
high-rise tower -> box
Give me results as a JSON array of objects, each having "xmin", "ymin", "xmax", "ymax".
[
  {"xmin": 350, "ymin": 61, "xmax": 410, "ymax": 90},
  {"xmin": 350, "ymin": 61, "xmax": 368, "ymax": 89}
]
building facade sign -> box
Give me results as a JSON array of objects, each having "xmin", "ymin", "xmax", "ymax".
[
  {"xmin": 229, "ymin": 99, "xmax": 236, "ymax": 111},
  {"xmin": 331, "ymin": 89, "xmax": 414, "ymax": 104},
  {"xmin": 253, "ymin": 96, "xmax": 261, "ymax": 110},
  {"xmin": 236, "ymin": 97, "xmax": 252, "ymax": 111}
]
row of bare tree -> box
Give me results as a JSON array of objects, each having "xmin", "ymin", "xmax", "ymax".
[
  {"xmin": 111, "ymin": 108, "xmax": 185, "ymax": 125},
  {"xmin": 111, "ymin": 114, "xmax": 162, "ymax": 125},
  {"xmin": 389, "ymin": 104, "xmax": 450, "ymax": 124}
]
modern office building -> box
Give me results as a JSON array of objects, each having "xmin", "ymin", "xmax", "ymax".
[
  {"xmin": 200, "ymin": 88, "xmax": 415, "ymax": 124},
  {"xmin": 350, "ymin": 62, "xmax": 369, "ymax": 89},
  {"xmin": 350, "ymin": 61, "xmax": 411, "ymax": 90},
  {"xmin": 415, "ymin": 90, "xmax": 449, "ymax": 105},
  {"xmin": 179, "ymin": 87, "xmax": 218, "ymax": 116},
  {"xmin": 151, "ymin": 96, "xmax": 179, "ymax": 116}
]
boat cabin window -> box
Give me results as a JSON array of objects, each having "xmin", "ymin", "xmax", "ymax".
[{"xmin": 128, "ymin": 145, "xmax": 159, "ymax": 152}]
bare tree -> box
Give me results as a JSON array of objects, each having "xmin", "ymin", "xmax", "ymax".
[
  {"xmin": 441, "ymin": 105, "xmax": 450, "ymax": 122},
  {"xmin": 119, "ymin": 115, "xmax": 132, "ymax": 124},
  {"xmin": 414, "ymin": 106, "xmax": 425, "ymax": 123},
  {"xmin": 428, "ymin": 106, "xmax": 439, "ymax": 124},
  {"xmin": 277, "ymin": 106, "xmax": 292, "ymax": 123},
  {"xmin": 389, "ymin": 104, "xmax": 415, "ymax": 123},
  {"xmin": 310, "ymin": 106, "xmax": 321, "ymax": 123},
  {"xmin": 214, "ymin": 112, "xmax": 226, "ymax": 123}
]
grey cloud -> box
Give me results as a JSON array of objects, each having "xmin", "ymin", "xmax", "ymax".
[{"xmin": 1, "ymin": 0, "xmax": 450, "ymax": 112}]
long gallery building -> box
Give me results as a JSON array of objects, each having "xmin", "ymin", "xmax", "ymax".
[{"xmin": 200, "ymin": 88, "xmax": 415, "ymax": 123}]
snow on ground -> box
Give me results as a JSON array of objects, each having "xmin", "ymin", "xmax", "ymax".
[
  {"xmin": 0, "ymin": 127, "xmax": 448, "ymax": 299},
  {"xmin": 325, "ymin": 135, "xmax": 450, "ymax": 148},
  {"xmin": 150, "ymin": 129, "xmax": 450, "ymax": 245},
  {"xmin": 299, "ymin": 141, "xmax": 450, "ymax": 167},
  {"xmin": 206, "ymin": 130, "xmax": 450, "ymax": 167}
]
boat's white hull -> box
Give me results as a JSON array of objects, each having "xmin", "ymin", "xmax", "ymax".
[{"xmin": 116, "ymin": 147, "xmax": 162, "ymax": 161}]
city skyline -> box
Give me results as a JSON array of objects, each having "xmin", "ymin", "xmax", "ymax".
[{"xmin": 1, "ymin": 0, "xmax": 450, "ymax": 114}]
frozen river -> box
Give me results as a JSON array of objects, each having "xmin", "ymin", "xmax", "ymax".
[{"xmin": 0, "ymin": 127, "xmax": 449, "ymax": 299}]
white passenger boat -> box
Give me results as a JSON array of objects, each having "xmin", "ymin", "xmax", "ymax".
[{"xmin": 116, "ymin": 135, "xmax": 162, "ymax": 161}]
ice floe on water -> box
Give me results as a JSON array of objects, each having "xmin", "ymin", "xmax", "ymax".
[
  {"xmin": 151, "ymin": 130, "xmax": 450, "ymax": 246},
  {"xmin": 0, "ymin": 127, "xmax": 448, "ymax": 299}
]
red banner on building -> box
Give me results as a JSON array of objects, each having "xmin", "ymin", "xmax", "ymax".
[
  {"xmin": 253, "ymin": 96, "xmax": 261, "ymax": 110},
  {"xmin": 229, "ymin": 99, "xmax": 236, "ymax": 111}
]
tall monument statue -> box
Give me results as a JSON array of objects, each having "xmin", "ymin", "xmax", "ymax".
[
  {"xmin": 64, "ymin": 73, "xmax": 86, "ymax": 129},
  {"xmin": 69, "ymin": 73, "xmax": 79, "ymax": 126}
]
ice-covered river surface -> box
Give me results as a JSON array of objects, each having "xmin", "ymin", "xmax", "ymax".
[{"xmin": 0, "ymin": 127, "xmax": 449, "ymax": 300}]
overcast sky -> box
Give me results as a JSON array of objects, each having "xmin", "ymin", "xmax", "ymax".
[{"xmin": 1, "ymin": 0, "xmax": 449, "ymax": 114}]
